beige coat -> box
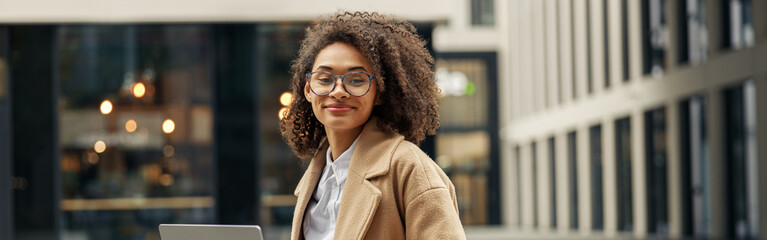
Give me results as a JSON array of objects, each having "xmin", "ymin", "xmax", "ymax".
[{"xmin": 291, "ymin": 118, "xmax": 466, "ymax": 240}]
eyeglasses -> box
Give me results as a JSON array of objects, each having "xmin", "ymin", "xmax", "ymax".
[{"xmin": 306, "ymin": 71, "xmax": 375, "ymax": 97}]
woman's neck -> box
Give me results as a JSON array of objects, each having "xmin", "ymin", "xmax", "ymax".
[{"xmin": 325, "ymin": 126, "xmax": 364, "ymax": 162}]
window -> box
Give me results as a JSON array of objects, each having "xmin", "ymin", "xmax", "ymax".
[
  {"xmin": 615, "ymin": 117, "xmax": 633, "ymax": 231},
  {"xmin": 678, "ymin": 0, "xmax": 708, "ymax": 64},
  {"xmin": 679, "ymin": 96, "xmax": 710, "ymax": 237},
  {"xmin": 722, "ymin": 0, "xmax": 755, "ymax": 49},
  {"xmin": 516, "ymin": 145, "xmax": 522, "ymax": 226},
  {"xmin": 548, "ymin": 137, "xmax": 557, "ymax": 228},
  {"xmin": 642, "ymin": 0, "xmax": 667, "ymax": 76},
  {"xmin": 723, "ymin": 80, "xmax": 758, "ymax": 238},
  {"xmin": 567, "ymin": 131, "xmax": 579, "ymax": 229},
  {"xmin": 471, "ymin": 0, "xmax": 495, "ymax": 26},
  {"xmin": 589, "ymin": 125, "xmax": 603, "ymax": 230},
  {"xmin": 435, "ymin": 52, "xmax": 500, "ymax": 225},
  {"xmin": 645, "ymin": 107, "xmax": 669, "ymax": 234}
]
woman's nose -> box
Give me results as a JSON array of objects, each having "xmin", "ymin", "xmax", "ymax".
[{"xmin": 328, "ymin": 77, "xmax": 349, "ymax": 100}]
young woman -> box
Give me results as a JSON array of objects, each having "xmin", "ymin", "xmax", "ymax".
[{"xmin": 280, "ymin": 11, "xmax": 466, "ymax": 240}]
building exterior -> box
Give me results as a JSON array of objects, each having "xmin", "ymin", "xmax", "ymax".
[
  {"xmin": 0, "ymin": 1, "xmax": 503, "ymax": 240},
  {"xmin": 496, "ymin": 0, "xmax": 767, "ymax": 239}
]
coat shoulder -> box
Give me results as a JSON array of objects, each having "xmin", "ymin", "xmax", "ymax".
[{"xmin": 389, "ymin": 140, "xmax": 451, "ymax": 192}]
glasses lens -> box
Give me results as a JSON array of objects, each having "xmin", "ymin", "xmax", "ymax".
[
  {"xmin": 343, "ymin": 72, "xmax": 371, "ymax": 96},
  {"xmin": 309, "ymin": 72, "xmax": 334, "ymax": 95}
]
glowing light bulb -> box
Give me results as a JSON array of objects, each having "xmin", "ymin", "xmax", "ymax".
[
  {"xmin": 162, "ymin": 119, "xmax": 175, "ymax": 134},
  {"xmin": 125, "ymin": 119, "xmax": 137, "ymax": 133},
  {"xmin": 280, "ymin": 92, "xmax": 293, "ymax": 106},
  {"xmin": 132, "ymin": 82, "xmax": 146, "ymax": 98},
  {"xmin": 94, "ymin": 140, "xmax": 106, "ymax": 153},
  {"xmin": 100, "ymin": 100, "xmax": 113, "ymax": 115}
]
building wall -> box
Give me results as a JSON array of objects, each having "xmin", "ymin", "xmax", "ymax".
[{"xmin": 497, "ymin": 0, "xmax": 767, "ymax": 239}]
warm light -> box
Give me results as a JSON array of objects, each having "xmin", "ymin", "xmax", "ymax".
[
  {"xmin": 280, "ymin": 92, "xmax": 293, "ymax": 106},
  {"xmin": 125, "ymin": 119, "xmax": 137, "ymax": 133},
  {"xmin": 163, "ymin": 145, "xmax": 175, "ymax": 157},
  {"xmin": 100, "ymin": 100, "xmax": 113, "ymax": 115},
  {"xmin": 132, "ymin": 82, "xmax": 146, "ymax": 98},
  {"xmin": 94, "ymin": 141, "xmax": 106, "ymax": 153},
  {"xmin": 87, "ymin": 152, "xmax": 100, "ymax": 164},
  {"xmin": 278, "ymin": 107, "xmax": 289, "ymax": 120},
  {"xmin": 162, "ymin": 119, "xmax": 175, "ymax": 134},
  {"xmin": 159, "ymin": 174, "xmax": 175, "ymax": 186}
]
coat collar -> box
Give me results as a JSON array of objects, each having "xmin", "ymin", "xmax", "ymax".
[{"xmin": 291, "ymin": 117, "xmax": 404, "ymax": 240}]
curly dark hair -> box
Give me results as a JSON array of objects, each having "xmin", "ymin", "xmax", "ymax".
[{"xmin": 280, "ymin": 11, "xmax": 440, "ymax": 159}]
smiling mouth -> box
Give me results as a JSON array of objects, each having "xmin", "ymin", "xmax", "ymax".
[{"xmin": 324, "ymin": 104, "xmax": 354, "ymax": 113}]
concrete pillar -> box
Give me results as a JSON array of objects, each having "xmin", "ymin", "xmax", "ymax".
[
  {"xmin": 665, "ymin": 0, "xmax": 679, "ymax": 73},
  {"xmin": 589, "ymin": 0, "xmax": 605, "ymax": 94},
  {"xmin": 578, "ymin": 124, "xmax": 593, "ymax": 233},
  {"xmin": 545, "ymin": 0, "xmax": 560, "ymax": 107},
  {"xmin": 558, "ymin": 0, "xmax": 574, "ymax": 103},
  {"xmin": 628, "ymin": 0, "xmax": 643, "ymax": 81},
  {"xmin": 607, "ymin": 0, "xmax": 624, "ymax": 88},
  {"xmin": 538, "ymin": 136, "xmax": 553, "ymax": 229},
  {"xmin": 706, "ymin": 87, "xmax": 725, "ymax": 238},
  {"xmin": 666, "ymin": 99, "xmax": 682, "ymax": 238},
  {"xmin": 556, "ymin": 130, "xmax": 571, "ymax": 233},
  {"xmin": 632, "ymin": 108, "xmax": 648, "ymax": 238},
  {"xmin": 603, "ymin": 117, "xmax": 618, "ymax": 236},
  {"xmin": 573, "ymin": 0, "xmax": 589, "ymax": 99}
]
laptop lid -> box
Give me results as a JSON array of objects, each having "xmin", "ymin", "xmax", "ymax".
[{"xmin": 159, "ymin": 224, "xmax": 264, "ymax": 240}]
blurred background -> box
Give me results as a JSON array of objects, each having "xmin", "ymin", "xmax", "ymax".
[{"xmin": 0, "ymin": 0, "xmax": 765, "ymax": 239}]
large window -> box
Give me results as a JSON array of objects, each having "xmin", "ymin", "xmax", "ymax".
[
  {"xmin": 645, "ymin": 107, "xmax": 668, "ymax": 234},
  {"xmin": 471, "ymin": 0, "xmax": 495, "ymax": 26},
  {"xmin": 722, "ymin": 0, "xmax": 755, "ymax": 49},
  {"xmin": 679, "ymin": 96, "xmax": 710, "ymax": 237},
  {"xmin": 435, "ymin": 52, "xmax": 499, "ymax": 225},
  {"xmin": 723, "ymin": 80, "xmax": 759, "ymax": 238},
  {"xmin": 615, "ymin": 117, "xmax": 633, "ymax": 232},
  {"xmin": 56, "ymin": 25, "xmax": 216, "ymax": 239},
  {"xmin": 642, "ymin": 0, "xmax": 667, "ymax": 76},
  {"xmin": 589, "ymin": 125, "xmax": 603, "ymax": 230},
  {"xmin": 678, "ymin": 0, "xmax": 708, "ymax": 64},
  {"xmin": 531, "ymin": 142, "xmax": 539, "ymax": 227}
]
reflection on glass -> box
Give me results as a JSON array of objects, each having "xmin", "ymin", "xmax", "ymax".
[
  {"xmin": 645, "ymin": 107, "xmax": 668, "ymax": 234},
  {"xmin": 57, "ymin": 25, "xmax": 214, "ymax": 240},
  {"xmin": 435, "ymin": 57, "xmax": 492, "ymax": 225}
]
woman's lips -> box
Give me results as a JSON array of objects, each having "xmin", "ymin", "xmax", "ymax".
[{"xmin": 324, "ymin": 103, "xmax": 354, "ymax": 113}]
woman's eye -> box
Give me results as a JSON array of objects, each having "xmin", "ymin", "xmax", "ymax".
[{"xmin": 318, "ymin": 78, "xmax": 333, "ymax": 83}]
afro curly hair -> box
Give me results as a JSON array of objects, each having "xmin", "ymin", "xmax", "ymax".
[{"xmin": 280, "ymin": 11, "xmax": 440, "ymax": 159}]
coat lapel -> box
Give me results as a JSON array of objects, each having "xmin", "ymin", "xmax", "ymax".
[
  {"xmin": 334, "ymin": 117, "xmax": 401, "ymax": 240},
  {"xmin": 290, "ymin": 140, "xmax": 328, "ymax": 240}
]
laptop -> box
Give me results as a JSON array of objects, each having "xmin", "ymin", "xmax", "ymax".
[{"xmin": 159, "ymin": 224, "xmax": 264, "ymax": 240}]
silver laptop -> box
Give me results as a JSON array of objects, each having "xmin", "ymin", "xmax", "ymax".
[{"xmin": 159, "ymin": 224, "xmax": 264, "ymax": 240}]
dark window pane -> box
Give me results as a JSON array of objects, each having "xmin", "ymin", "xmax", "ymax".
[
  {"xmin": 471, "ymin": 0, "xmax": 495, "ymax": 26},
  {"xmin": 531, "ymin": 142, "xmax": 538, "ymax": 228},
  {"xmin": 615, "ymin": 117, "xmax": 633, "ymax": 231},
  {"xmin": 645, "ymin": 107, "xmax": 668, "ymax": 234},
  {"xmin": 567, "ymin": 131, "xmax": 579, "ymax": 229},
  {"xmin": 548, "ymin": 137, "xmax": 557, "ymax": 228},
  {"xmin": 589, "ymin": 125, "xmax": 603, "ymax": 230},
  {"xmin": 642, "ymin": 0, "xmax": 667, "ymax": 76}
]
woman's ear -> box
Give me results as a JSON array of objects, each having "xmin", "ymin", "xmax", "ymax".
[{"xmin": 304, "ymin": 83, "xmax": 313, "ymax": 103}]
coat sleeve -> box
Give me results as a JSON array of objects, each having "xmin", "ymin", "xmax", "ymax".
[{"xmin": 404, "ymin": 186, "xmax": 467, "ymax": 239}]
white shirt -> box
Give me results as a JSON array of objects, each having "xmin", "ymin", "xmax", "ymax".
[{"xmin": 303, "ymin": 135, "xmax": 360, "ymax": 240}]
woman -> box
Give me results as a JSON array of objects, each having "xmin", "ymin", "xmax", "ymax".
[{"xmin": 280, "ymin": 11, "xmax": 466, "ymax": 240}]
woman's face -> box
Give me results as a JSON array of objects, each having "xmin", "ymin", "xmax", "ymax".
[{"xmin": 305, "ymin": 42, "xmax": 378, "ymax": 133}]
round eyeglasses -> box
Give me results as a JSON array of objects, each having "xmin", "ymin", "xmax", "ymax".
[{"xmin": 306, "ymin": 71, "xmax": 375, "ymax": 97}]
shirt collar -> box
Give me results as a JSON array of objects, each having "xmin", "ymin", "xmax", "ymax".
[{"xmin": 324, "ymin": 134, "xmax": 361, "ymax": 183}]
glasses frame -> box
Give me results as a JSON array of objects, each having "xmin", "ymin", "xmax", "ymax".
[{"xmin": 306, "ymin": 71, "xmax": 375, "ymax": 97}]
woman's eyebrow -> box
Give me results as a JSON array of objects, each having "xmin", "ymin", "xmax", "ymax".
[{"xmin": 347, "ymin": 66, "xmax": 368, "ymax": 72}]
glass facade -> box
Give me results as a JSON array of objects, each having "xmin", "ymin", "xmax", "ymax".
[
  {"xmin": 470, "ymin": 0, "xmax": 495, "ymax": 26},
  {"xmin": 722, "ymin": 0, "xmax": 755, "ymax": 49},
  {"xmin": 1, "ymin": 23, "xmax": 501, "ymax": 239},
  {"xmin": 548, "ymin": 137, "xmax": 557, "ymax": 228}
]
